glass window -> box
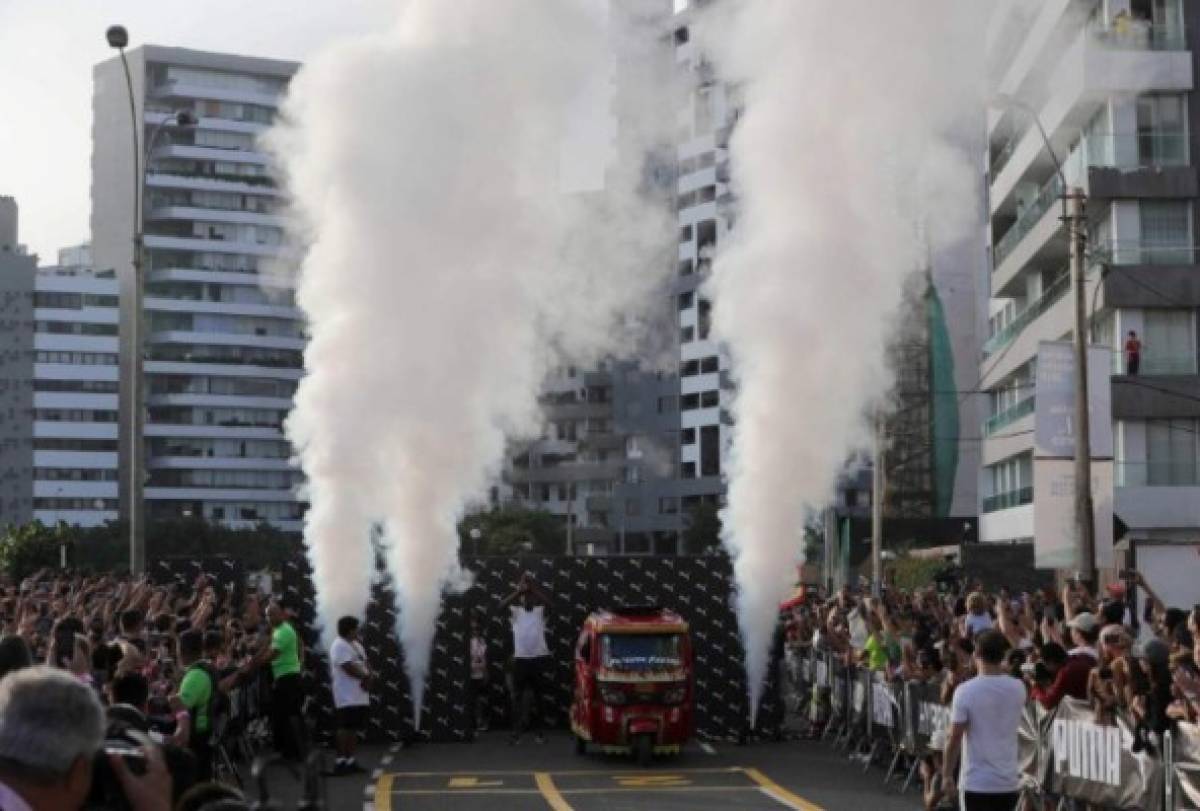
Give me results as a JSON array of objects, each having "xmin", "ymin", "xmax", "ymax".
[
  {"xmin": 1146, "ymin": 418, "xmax": 1197, "ymax": 484},
  {"xmin": 1139, "ymin": 201, "xmax": 1191, "ymax": 263},
  {"xmin": 1143, "ymin": 309, "xmax": 1196, "ymax": 373}
]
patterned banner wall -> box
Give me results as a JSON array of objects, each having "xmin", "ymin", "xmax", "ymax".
[{"xmin": 280, "ymin": 554, "xmax": 783, "ymax": 744}]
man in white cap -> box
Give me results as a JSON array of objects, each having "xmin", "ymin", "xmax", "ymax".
[{"xmin": 1031, "ymin": 612, "xmax": 1099, "ymax": 710}]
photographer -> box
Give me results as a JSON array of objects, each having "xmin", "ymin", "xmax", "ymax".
[{"xmin": 0, "ymin": 666, "xmax": 170, "ymax": 811}]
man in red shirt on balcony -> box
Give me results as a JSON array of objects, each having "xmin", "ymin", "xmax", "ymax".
[
  {"xmin": 1125, "ymin": 331, "xmax": 1142, "ymax": 375},
  {"xmin": 1030, "ymin": 612, "xmax": 1100, "ymax": 709}
]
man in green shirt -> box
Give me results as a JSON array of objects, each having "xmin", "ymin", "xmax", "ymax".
[
  {"xmin": 170, "ymin": 629, "xmax": 214, "ymax": 780},
  {"xmin": 248, "ymin": 599, "xmax": 307, "ymax": 760}
]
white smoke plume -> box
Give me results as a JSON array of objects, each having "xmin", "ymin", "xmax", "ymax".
[
  {"xmin": 270, "ymin": 0, "xmax": 671, "ymax": 724},
  {"xmin": 698, "ymin": 1, "xmax": 989, "ymax": 720}
]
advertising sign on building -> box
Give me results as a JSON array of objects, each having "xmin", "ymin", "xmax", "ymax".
[
  {"xmin": 1033, "ymin": 342, "xmax": 1114, "ymax": 569},
  {"xmin": 1034, "ymin": 342, "xmax": 1114, "ymax": 459},
  {"xmin": 1034, "ymin": 458, "xmax": 1114, "ymax": 569}
]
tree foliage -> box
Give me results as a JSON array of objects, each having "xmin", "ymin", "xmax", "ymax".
[
  {"xmin": 458, "ymin": 506, "xmax": 566, "ymax": 556},
  {"xmin": 0, "ymin": 519, "xmax": 302, "ymax": 579},
  {"xmin": 682, "ymin": 502, "xmax": 722, "ymax": 555}
]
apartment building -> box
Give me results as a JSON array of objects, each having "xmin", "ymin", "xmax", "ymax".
[
  {"xmin": 92, "ymin": 46, "xmax": 305, "ymax": 533},
  {"xmin": 501, "ymin": 362, "xmax": 683, "ymax": 555},
  {"xmin": 981, "ymin": 0, "xmax": 1200, "ymax": 544},
  {"xmin": 31, "ymin": 246, "xmax": 121, "ymax": 527},
  {"xmin": 0, "ymin": 206, "xmax": 121, "ymax": 529}
]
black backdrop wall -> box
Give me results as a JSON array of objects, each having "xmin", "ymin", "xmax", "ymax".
[{"xmin": 159, "ymin": 554, "xmax": 782, "ymax": 744}]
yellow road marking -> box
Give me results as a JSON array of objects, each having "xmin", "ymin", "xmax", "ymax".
[
  {"xmin": 614, "ymin": 774, "xmax": 691, "ymax": 787},
  {"xmin": 534, "ymin": 772, "xmax": 576, "ymax": 811},
  {"xmin": 742, "ymin": 768, "xmax": 824, "ymax": 811},
  {"xmin": 448, "ymin": 776, "xmax": 505, "ymax": 788},
  {"xmin": 374, "ymin": 772, "xmax": 393, "ymax": 811},
  {"xmin": 382, "ymin": 767, "xmax": 741, "ymax": 777}
]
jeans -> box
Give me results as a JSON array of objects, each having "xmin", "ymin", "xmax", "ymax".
[{"xmin": 511, "ymin": 657, "xmax": 548, "ymax": 735}]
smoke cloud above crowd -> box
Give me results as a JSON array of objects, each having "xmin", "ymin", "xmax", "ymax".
[
  {"xmin": 698, "ymin": 0, "xmax": 989, "ymax": 719},
  {"xmin": 270, "ymin": 0, "xmax": 670, "ymax": 724}
]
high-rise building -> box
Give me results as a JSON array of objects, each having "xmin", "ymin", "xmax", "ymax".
[
  {"xmin": 31, "ymin": 246, "xmax": 121, "ymax": 527},
  {"xmin": 0, "ymin": 198, "xmax": 36, "ymax": 527},
  {"xmin": 669, "ymin": 4, "xmax": 736, "ymax": 518},
  {"xmin": 0, "ymin": 205, "xmax": 121, "ymax": 529},
  {"xmin": 981, "ymin": 0, "xmax": 1197, "ymax": 546},
  {"xmin": 92, "ymin": 47, "xmax": 305, "ymax": 533}
]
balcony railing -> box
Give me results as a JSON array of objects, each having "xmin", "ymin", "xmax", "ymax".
[
  {"xmin": 993, "ymin": 172, "xmax": 1064, "ymax": 269},
  {"xmin": 1111, "ymin": 350, "xmax": 1198, "ymax": 376},
  {"xmin": 982, "ymin": 486, "xmax": 1033, "ymax": 513},
  {"xmin": 1077, "ymin": 133, "xmax": 1190, "ymax": 169},
  {"xmin": 983, "ymin": 273, "xmax": 1070, "ymax": 356},
  {"xmin": 1116, "ymin": 461, "xmax": 1200, "ymax": 487},
  {"xmin": 1091, "ymin": 22, "xmax": 1186, "ymax": 52},
  {"xmin": 1091, "ymin": 241, "xmax": 1200, "ymax": 266},
  {"xmin": 984, "ymin": 396, "xmax": 1036, "ymax": 437}
]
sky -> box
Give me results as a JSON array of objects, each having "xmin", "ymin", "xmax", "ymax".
[{"xmin": 0, "ymin": 0, "xmax": 611, "ymax": 261}]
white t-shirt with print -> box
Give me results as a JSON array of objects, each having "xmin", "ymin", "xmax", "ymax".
[{"xmin": 950, "ymin": 674, "xmax": 1026, "ymax": 793}]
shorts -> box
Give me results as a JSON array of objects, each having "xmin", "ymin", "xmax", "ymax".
[{"xmin": 336, "ymin": 704, "xmax": 369, "ymax": 731}]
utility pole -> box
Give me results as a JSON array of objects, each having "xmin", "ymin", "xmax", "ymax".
[
  {"xmin": 871, "ymin": 410, "xmax": 885, "ymax": 598},
  {"xmin": 1068, "ymin": 186, "xmax": 1097, "ymax": 583}
]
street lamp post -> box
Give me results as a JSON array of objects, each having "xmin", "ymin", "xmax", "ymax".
[
  {"xmin": 993, "ymin": 95, "xmax": 1096, "ymax": 583},
  {"xmin": 106, "ymin": 24, "xmax": 197, "ymax": 575}
]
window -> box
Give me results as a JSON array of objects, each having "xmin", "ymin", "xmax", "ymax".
[
  {"xmin": 1139, "ymin": 201, "xmax": 1191, "ymax": 263},
  {"xmin": 678, "ymin": 291, "xmax": 694, "ymax": 310},
  {"xmin": 700, "ymin": 390, "xmax": 719, "ymax": 408},
  {"xmin": 541, "ymin": 485, "xmax": 552, "ymax": 502},
  {"xmin": 679, "ymin": 225, "xmax": 693, "ymax": 244},
  {"xmin": 1136, "ymin": 93, "xmax": 1187, "ymax": 165},
  {"xmin": 679, "ymin": 259, "xmax": 694, "ymax": 276},
  {"xmin": 681, "ymin": 393, "xmax": 700, "ymax": 411},
  {"xmin": 700, "ymin": 425, "xmax": 720, "ymax": 477},
  {"xmin": 658, "ymin": 497, "xmax": 678, "ymax": 515},
  {"xmin": 681, "ymin": 428, "xmax": 696, "ymax": 445},
  {"xmin": 700, "ymin": 356, "xmax": 719, "ymax": 373},
  {"xmin": 680, "ymin": 359, "xmax": 700, "ymax": 376},
  {"xmin": 698, "ymin": 299, "xmax": 712, "ymax": 339},
  {"xmin": 1143, "ymin": 309, "xmax": 1196, "ymax": 374},
  {"xmin": 696, "ymin": 220, "xmax": 717, "ymax": 252},
  {"xmin": 844, "ymin": 489, "xmax": 859, "ymax": 508},
  {"xmin": 673, "ymin": 26, "xmax": 689, "ymax": 45},
  {"xmin": 1147, "ymin": 419, "xmax": 1198, "ymax": 484},
  {"xmin": 680, "ymin": 325, "xmax": 695, "ymax": 343},
  {"xmin": 694, "ymin": 87, "xmax": 713, "ymax": 135},
  {"xmin": 680, "ymin": 461, "xmax": 697, "ymax": 479}
]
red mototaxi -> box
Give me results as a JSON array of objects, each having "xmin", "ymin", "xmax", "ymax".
[{"xmin": 570, "ymin": 606, "xmax": 693, "ymax": 764}]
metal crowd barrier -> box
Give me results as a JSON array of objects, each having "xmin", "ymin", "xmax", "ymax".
[{"xmin": 789, "ymin": 648, "xmax": 1200, "ymax": 810}]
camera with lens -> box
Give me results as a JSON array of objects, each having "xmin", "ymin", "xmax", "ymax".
[{"xmin": 85, "ymin": 715, "xmax": 196, "ymax": 810}]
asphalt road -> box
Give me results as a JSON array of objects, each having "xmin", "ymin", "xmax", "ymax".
[{"xmin": 292, "ymin": 731, "xmax": 928, "ymax": 811}]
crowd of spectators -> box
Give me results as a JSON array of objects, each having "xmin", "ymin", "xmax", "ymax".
[
  {"xmin": 784, "ymin": 570, "xmax": 1200, "ymax": 810},
  {"xmin": 0, "ymin": 568, "xmax": 308, "ymax": 811}
]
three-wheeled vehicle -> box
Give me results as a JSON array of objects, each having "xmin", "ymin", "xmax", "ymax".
[{"xmin": 570, "ymin": 605, "xmax": 693, "ymax": 765}]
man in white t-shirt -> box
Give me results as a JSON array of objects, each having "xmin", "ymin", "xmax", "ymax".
[
  {"xmin": 942, "ymin": 629, "xmax": 1026, "ymax": 811},
  {"xmin": 500, "ymin": 572, "xmax": 551, "ymax": 745},
  {"xmin": 328, "ymin": 615, "xmax": 372, "ymax": 776}
]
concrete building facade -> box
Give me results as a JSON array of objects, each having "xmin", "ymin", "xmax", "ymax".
[
  {"xmin": 92, "ymin": 46, "xmax": 304, "ymax": 533},
  {"xmin": 981, "ymin": 0, "xmax": 1200, "ymax": 544}
]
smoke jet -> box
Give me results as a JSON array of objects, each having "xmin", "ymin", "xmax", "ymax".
[
  {"xmin": 269, "ymin": 0, "xmax": 669, "ymax": 726},
  {"xmin": 700, "ymin": 0, "xmax": 988, "ymax": 722}
]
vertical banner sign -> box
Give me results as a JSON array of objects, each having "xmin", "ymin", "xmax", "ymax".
[
  {"xmin": 1034, "ymin": 459, "xmax": 1114, "ymax": 569},
  {"xmin": 1033, "ymin": 342, "xmax": 1114, "ymax": 569}
]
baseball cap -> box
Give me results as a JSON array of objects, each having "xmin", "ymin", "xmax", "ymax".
[{"xmin": 1068, "ymin": 612, "xmax": 1099, "ymax": 633}]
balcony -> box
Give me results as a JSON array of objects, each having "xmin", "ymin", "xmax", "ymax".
[
  {"xmin": 983, "ymin": 396, "xmax": 1036, "ymax": 437},
  {"xmin": 993, "ymin": 172, "xmax": 1063, "ymax": 271},
  {"xmin": 150, "ymin": 143, "xmax": 270, "ymax": 166},
  {"xmin": 147, "ymin": 330, "xmax": 305, "ymax": 352},
  {"xmin": 982, "ymin": 486, "xmax": 1033, "ymax": 513},
  {"xmin": 147, "ymin": 205, "xmax": 283, "ymax": 228},
  {"xmin": 1110, "ymin": 350, "xmax": 1197, "ymax": 376},
  {"xmin": 144, "ymin": 296, "xmax": 301, "ymax": 320},
  {"xmin": 143, "ymin": 234, "xmax": 286, "ymax": 258},
  {"xmin": 1090, "ymin": 22, "xmax": 1187, "ymax": 53},
  {"xmin": 144, "ymin": 359, "xmax": 303, "ymax": 380},
  {"xmin": 1117, "ymin": 461, "xmax": 1198, "ymax": 487},
  {"xmin": 1093, "ymin": 241, "xmax": 1200, "ymax": 267},
  {"xmin": 983, "ymin": 273, "xmax": 1069, "ymax": 356},
  {"xmin": 146, "ymin": 171, "xmax": 278, "ymax": 196}
]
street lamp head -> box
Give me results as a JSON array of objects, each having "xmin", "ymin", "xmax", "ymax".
[{"xmin": 105, "ymin": 25, "xmax": 129, "ymax": 49}]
